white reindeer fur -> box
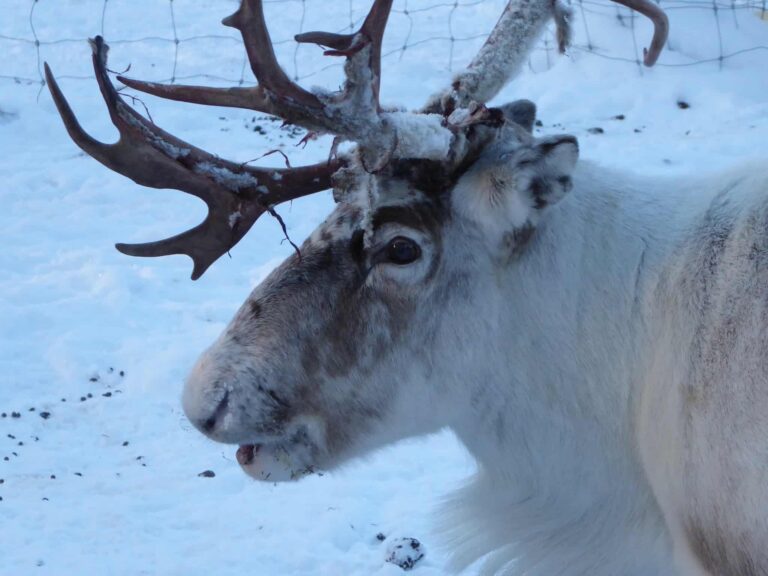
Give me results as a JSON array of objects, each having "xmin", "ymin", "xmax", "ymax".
[
  {"xmin": 185, "ymin": 151, "xmax": 768, "ymax": 574},
  {"xmin": 433, "ymin": 159, "xmax": 768, "ymax": 575}
]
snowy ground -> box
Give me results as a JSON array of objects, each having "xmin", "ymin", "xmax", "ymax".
[{"xmin": 1, "ymin": 1, "xmax": 767, "ymax": 575}]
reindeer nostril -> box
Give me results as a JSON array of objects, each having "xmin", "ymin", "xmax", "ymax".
[
  {"xmin": 201, "ymin": 391, "xmax": 229, "ymax": 433},
  {"xmin": 202, "ymin": 415, "xmax": 217, "ymax": 433}
]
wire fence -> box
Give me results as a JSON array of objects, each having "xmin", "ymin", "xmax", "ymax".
[{"xmin": 2, "ymin": 0, "xmax": 768, "ymax": 95}]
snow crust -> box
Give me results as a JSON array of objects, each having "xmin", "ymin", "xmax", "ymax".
[
  {"xmin": 386, "ymin": 112, "xmax": 453, "ymax": 160},
  {"xmin": 121, "ymin": 106, "xmax": 191, "ymax": 160},
  {"xmin": 194, "ymin": 161, "xmax": 261, "ymax": 192}
]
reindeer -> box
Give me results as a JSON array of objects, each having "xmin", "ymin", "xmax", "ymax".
[{"xmin": 45, "ymin": 0, "xmax": 768, "ymax": 574}]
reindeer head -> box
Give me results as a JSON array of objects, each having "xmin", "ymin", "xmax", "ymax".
[
  {"xmin": 183, "ymin": 124, "xmax": 579, "ymax": 480},
  {"xmin": 46, "ymin": 0, "xmax": 666, "ymax": 480}
]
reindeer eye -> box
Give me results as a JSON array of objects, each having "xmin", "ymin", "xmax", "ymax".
[{"xmin": 384, "ymin": 237, "xmax": 421, "ymax": 265}]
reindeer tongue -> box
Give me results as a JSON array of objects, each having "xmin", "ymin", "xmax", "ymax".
[{"xmin": 236, "ymin": 444, "xmax": 257, "ymax": 466}]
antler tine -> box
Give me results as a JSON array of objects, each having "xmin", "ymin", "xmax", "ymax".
[
  {"xmin": 118, "ymin": 154, "xmax": 339, "ymax": 280},
  {"xmin": 120, "ymin": 0, "xmax": 396, "ymax": 147},
  {"xmin": 118, "ymin": 0, "xmax": 324, "ymax": 127},
  {"xmin": 222, "ymin": 0, "xmax": 321, "ymax": 109},
  {"xmin": 291, "ymin": 0, "xmax": 398, "ymax": 170},
  {"xmin": 612, "ymin": 0, "xmax": 669, "ymax": 66},
  {"xmin": 116, "ymin": 78, "xmax": 334, "ymax": 133},
  {"xmin": 295, "ymin": 0, "xmax": 394, "ymax": 107},
  {"xmin": 115, "ymin": 215, "xmax": 254, "ymax": 281},
  {"xmin": 46, "ymin": 36, "xmax": 340, "ymax": 280},
  {"xmin": 115, "ymin": 79, "xmax": 274, "ymax": 114}
]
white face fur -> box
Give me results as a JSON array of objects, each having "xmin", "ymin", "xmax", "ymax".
[{"xmin": 182, "ymin": 112, "xmax": 579, "ymax": 482}]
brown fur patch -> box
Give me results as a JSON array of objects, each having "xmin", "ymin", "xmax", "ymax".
[
  {"xmin": 686, "ymin": 519, "xmax": 762, "ymax": 576},
  {"xmin": 371, "ymin": 201, "xmax": 447, "ymax": 238}
]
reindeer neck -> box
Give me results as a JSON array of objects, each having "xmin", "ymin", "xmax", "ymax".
[{"xmin": 440, "ymin": 161, "xmax": 689, "ymax": 489}]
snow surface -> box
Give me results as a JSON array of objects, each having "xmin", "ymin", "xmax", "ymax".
[{"xmin": 2, "ymin": 1, "xmax": 768, "ymax": 575}]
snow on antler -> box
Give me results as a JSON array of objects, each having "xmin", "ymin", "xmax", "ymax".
[{"xmin": 426, "ymin": 0, "xmax": 558, "ymax": 114}]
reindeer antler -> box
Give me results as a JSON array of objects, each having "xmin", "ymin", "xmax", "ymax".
[
  {"xmin": 46, "ymin": 0, "xmax": 669, "ymax": 279},
  {"xmin": 119, "ymin": 0, "xmax": 403, "ymax": 170},
  {"xmin": 45, "ymin": 37, "xmax": 338, "ymax": 280},
  {"xmin": 612, "ymin": 0, "xmax": 669, "ymax": 66},
  {"xmin": 427, "ymin": 0, "xmax": 668, "ymax": 114}
]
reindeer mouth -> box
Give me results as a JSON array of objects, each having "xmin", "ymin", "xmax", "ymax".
[{"xmin": 235, "ymin": 428, "xmax": 319, "ymax": 482}]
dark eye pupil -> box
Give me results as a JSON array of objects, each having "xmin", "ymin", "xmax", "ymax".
[{"xmin": 386, "ymin": 237, "xmax": 420, "ymax": 264}]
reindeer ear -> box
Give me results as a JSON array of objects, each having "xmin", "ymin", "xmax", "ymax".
[
  {"xmin": 499, "ymin": 99, "xmax": 536, "ymax": 133},
  {"xmin": 451, "ymin": 132, "xmax": 579, "ymax": 256},
  {"xmin": 526, "ymin": 134, "xmax": 579, "ymax": 210},
  {"xmin": 536, "ymin": 134, "xmax": 578, "ymax": 173}
]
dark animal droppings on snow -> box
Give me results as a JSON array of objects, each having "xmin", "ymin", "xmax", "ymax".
[
  {"xmin": 122, "ymin": 441, "xmax": 129, "ymax": 447},
  {"xmin": 613, "ymin": 114, "xmax": 625, "ymax": 120},
  {"xmin": 102, "ymin": 392, "xmax": 112, "ymax": 398},
  {"xmin": 376, "ymin": 532, "xmax": 386, "ymax": 542},
  {"xmin": 198, "ymin": 470, "xmax": 216, "ymax": 478},
  {"xmin": 587, "ymin": 127, "xmax": 604, "ymax": 135},
  {"xmin": 677, "ymin": 100, "xmax": 690, "ymax": 109},
  {"xmin": 39, "ymin": 412, "xmax": 51, "ymax": 419},
  {"xmin": 11, "ymin": 412, "xmax": 20, "ymax": 418},
  {"xmin": 385, "ymin": 537, "xmax": 425, "ymax": 571}
]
